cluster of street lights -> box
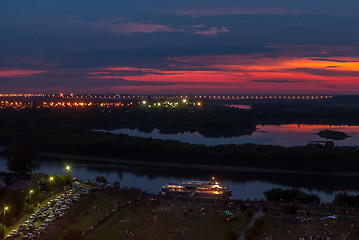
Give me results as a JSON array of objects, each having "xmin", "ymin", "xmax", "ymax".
[{"xmin": 2, "ymin": 164, "xmax": 72, "ymax": 230}]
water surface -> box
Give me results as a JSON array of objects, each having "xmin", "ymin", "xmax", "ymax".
[
  {"xmin": 1, "ymin": 156, "xmax": 358, "ymax": 203},
  {"xmin": 97, "ymin": 124, "xmax": 359, "ymax": 146}
]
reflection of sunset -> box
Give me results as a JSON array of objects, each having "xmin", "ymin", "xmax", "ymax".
[
  {"xmin": 108, "ymin": 124, "xmax": 359, "ymax": 147},
  {"xmin": 257, "ymin": 124, "xmax": 359, "ymax": 136}
]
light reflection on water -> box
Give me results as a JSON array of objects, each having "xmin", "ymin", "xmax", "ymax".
[
  {"xmin": 1, "ymin": 156, "xmax": 358, "ymax": 203},
  {"xmin": 98, "ymin": 124, "xmax": 359, "ymax": 146},
  {"xmin": 225, "ymin": 104, "xmax": 252, "ymax": 109}
]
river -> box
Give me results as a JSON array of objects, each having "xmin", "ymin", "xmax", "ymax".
[
  {"xmin": 1, "ymin": 156, "xmax": 358, "ymax": 203},
  {"xmin": 96, "ymin": 124, "xmax": 359, "ymax": 146}
]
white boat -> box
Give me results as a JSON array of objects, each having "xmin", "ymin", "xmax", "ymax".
[{"xmin": 162, "ymin": 178, "xmax": 232, "ymax": 198}]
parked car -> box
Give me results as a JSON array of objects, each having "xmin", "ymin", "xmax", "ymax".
[
  {"xmin": 17, "ymin": 224, "xmax": 26, "ymax": 232},
  {"xmin": 10, "ymin": 230, "xmax": 20, "ymax": 237},
  {"xmin": 5, "ymin": 235, "xmax": 14, "ymax": 240},
  {"xmin": 27, "ymin": 233, "xmax": 34, "ymax": 238},
  {"xmin": 39, "ymin": 223, "xmax": 47, "ymax": 231},
  {"xmin": 28, "ymin": 216, "xmax": 36, "ymax": 223}
]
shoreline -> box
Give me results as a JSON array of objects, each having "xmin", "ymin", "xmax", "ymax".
[
  {"xmin": 36, "ymin": 152, "xmax": 359, "ymax": 178},
  {"xmin": 2, "ymin": 146, "xmax": 359, "ymax": 177}
]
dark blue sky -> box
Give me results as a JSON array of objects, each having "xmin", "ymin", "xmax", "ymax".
[{"xmin": 1, "ymin": 0, "xmax": 359, "ymax": 94}]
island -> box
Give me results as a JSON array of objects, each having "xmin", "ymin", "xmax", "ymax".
[{"xmin": 317, "ymin": 129, "xmax": 350, "ymax": 140}]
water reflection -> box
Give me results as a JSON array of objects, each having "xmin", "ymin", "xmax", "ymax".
[
  {"xmin": 2, "ymin": 157, "xmax": 358, "ymax": 203},
  {"xmin": 97, "ymin": 124, "xmax": 359, "ymax": 146},
  {"xmin": 96, "ymin": 124, "xmax": 359, "ymax": 147},
  {"xmin": 225, "ymin": 104, "xmax": 252, "ymax": 109}
]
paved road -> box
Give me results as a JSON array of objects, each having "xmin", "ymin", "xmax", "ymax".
[{"xmin": 239, "ymin": 207, "xmax": 264, "ymax": 240}]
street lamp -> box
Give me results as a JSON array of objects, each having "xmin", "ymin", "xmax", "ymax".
[
  {"xmin": 66, "ymin": 165, "xmax": 71, "ymax": 176},
  {"xmin": 49, "ymin": 176, "xmax": 54, "ymax": 195},
  {"xmin": 29, "ymin": 190, "xmax": 33, "ymax": 205},
  {"xmin": 3, "ymin": 206, "xmax": 8, "ymax": 226}
]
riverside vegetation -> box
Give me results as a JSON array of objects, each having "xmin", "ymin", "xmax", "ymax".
[{"xmin": 1, "ymin": 97, "xmax": 359, "ymax": 173}]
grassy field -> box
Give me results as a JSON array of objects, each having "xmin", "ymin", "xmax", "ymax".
[
  {"xmin": 86, "ymin": 199, "xmax": 249, "ymax": 240},
  {"xmin": 12, "ymin": 188, "xmax": 359, "ymax": 240},
  {"xmin": 258, "ymin": 206, "xmax": 359, "ymax": 239},
  {"xmin": 40, "ymin": 189, "xmax": 253, "ymax": 240},
  {"xmin": 40, "ymin": 190, "xmax": 138, "ymax": 240}
]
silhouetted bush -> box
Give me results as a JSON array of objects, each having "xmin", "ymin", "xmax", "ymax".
[
  {"xmin": 282, "ymin": 202, "xmax": 298, "ymax": 215},
  {"xmin": 333, "ymin": 192, "xmax": 359, "ymax": 207},
  {"xmin": 0, "ymin": 224, "xmax": 5, "ymax": 238},
  {"xmin": 96, "ymin": 176, "xmax": 108, "ymax": 183},
  {"xmin": 264, "ymin": 188, "xmax": 320, "ymax": 203}
]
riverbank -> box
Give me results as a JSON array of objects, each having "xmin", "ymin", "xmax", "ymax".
[
  {"xmin": 4, "ymin": 174, "xmax": 359, "ymax": 240},
  {"xmin": 36, "ymin": 185, "xmax": 253, "ymax": 240},
  {"xmin": 39, "ymin": 186, "xmax": 359, "ymax": 240}
]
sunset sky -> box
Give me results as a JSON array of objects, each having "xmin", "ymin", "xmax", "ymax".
[{"xmin": 1, "ymin": 0, "xmax": 359, "ymax": 94}]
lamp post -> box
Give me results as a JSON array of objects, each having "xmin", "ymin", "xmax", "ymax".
[
  {"xmin": 66, "ymin": 165, "xmax": 71, "ymax": 176},
  {"xmin": 49, "ymin": 176, "xmax": 54, "ymax": 196},
  {"xmin": 3, "ymin": 206, "xmax": 8, "ymax": 226},
  {"xmin": 29, "ymin": 190, "xmax": 33, "ymax": 205}
]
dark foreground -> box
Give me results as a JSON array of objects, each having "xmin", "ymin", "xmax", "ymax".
[{"xmin": 5, "ymin": 181, "xmax": 359, "ymax": 240}]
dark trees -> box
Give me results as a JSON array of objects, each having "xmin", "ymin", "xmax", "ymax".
[{"xmin": 5, "ymin": 140, "xmax": 37, "ymax": 174}]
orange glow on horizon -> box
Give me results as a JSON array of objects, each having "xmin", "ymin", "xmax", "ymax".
[
  {"xmin": 89, "ymin": 55, "xmax": 359, "ymax": 94},
  {"xmin": 3, "ymin": 53, "xmax": 359, "ymax": 94}
]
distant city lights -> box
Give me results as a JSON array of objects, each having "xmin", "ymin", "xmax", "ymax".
[{"xmin": 0, "ymin": 94, "xmax": 333, "ymax": 110}]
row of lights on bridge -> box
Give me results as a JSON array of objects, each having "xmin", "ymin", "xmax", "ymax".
[{"xmin": 0, "ymin": 94, "xmax": 333, "ymax": 100}]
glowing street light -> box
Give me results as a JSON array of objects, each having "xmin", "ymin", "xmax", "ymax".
[
  {"xmin": 66, "ymin": 165, "xmax": 71, "ymax": 176},
  {"xmin": 49, "ymin": 176, "xmax": 54, "ymax": 182},
  {"xmin": 142, "ymin": 100, "xmax": 146, "ymax": 104},
  {"xmin": 29, "ymin": 190, "xmax": 33, "ymax": 204},
  {"xmin": 182, "ymin": 99, "xmax": 187, "ymax": 103},
  {"xmin": 3, "ymin": 206, "xmax": 8, "ymax": 226}
]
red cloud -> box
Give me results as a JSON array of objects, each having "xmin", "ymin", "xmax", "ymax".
[
  {"xmin": 0, "ymin": 70, "xmax": 47, "ymax": 77},
  {"xmin": 96, "ymin": 54, "xmax": 359, "ymax": 94}
]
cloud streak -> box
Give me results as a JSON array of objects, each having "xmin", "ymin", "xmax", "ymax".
[
  {"xmin": 0, "ymin": 70, "xmax": 48, "ymax": 78},
  {"xmin": 173, "ymin": 7, "xmax": 301, "ymax": 17},
  {"xmin": 251, "ymin": 79, "xmax": 304, "ymax": 83},
  {"xmin": 193, "ymin": 27, "xmax": 229, "ymax": 36},
  {"xmin": 310, "ymin": 58, "xmax": 359, "ymax": 63},
  {"xmin": 92, "ymin": 19, "xmax": 182, "ymax": 35}
]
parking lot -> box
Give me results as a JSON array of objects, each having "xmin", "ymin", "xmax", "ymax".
[{"xmin": 4, "ymin": 181, "xmax": 92, "ymax": 240}]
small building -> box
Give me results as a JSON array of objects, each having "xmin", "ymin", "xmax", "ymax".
[{"xmin": 7, "ymin": 180, "xmax": 30, "ymax": 192}]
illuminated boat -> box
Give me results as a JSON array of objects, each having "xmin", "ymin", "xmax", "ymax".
[{"xmin": 162, "ymin": 178, "xmax": 232, "ymax": 198}]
